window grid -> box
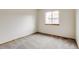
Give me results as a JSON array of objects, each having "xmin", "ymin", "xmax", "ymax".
[{"xmin": 45, "ymin": 11, "xmax": 59, "ymax": 24}]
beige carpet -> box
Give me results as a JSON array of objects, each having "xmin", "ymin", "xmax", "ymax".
[{"xmin": 0, "ymin": 33, "xmax": 78, "ymax": 49}]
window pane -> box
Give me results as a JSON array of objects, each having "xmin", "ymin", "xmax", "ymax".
[
  {"xmin": 52, "ymin": 18, "xmax": 59, "ymax": 24},
  {"xmin": 45, "ymin": 12, "xmax": 52, "ymax": 24},
  {"xmin": 46, "ymin": 12, "xmax": 52, "ymax": 18},
  {"xmin": 52, "ymin": 11, "xmax": 59, "ymax": 18}
]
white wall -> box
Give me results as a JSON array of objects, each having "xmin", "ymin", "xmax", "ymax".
[
  {"xmin": 0, "ymin": 9, "xmax": 76, "ymax": 44},
  {"xmin": 0, "ymin": 9, "xmax": 37, "ymax": 44},
  {"xmin": 76, "ymin": 10, "xmax": 79, "ymax": 47},
  {"xmin": 37, "ymin": 9, "xmax": 75, "ymax": 39}
]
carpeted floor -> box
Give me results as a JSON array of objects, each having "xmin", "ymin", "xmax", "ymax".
[{"xmin": 0, "ymin": 33, "xmax": 78, "ymax": 49}]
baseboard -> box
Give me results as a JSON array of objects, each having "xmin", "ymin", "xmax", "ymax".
[
  {"xmin": 0, "ymin": 32, "xmax": 75, "ymax": 45},
  {"xmin": 35, "ymin": 32, "xmax": 75, "ymax": 40}
]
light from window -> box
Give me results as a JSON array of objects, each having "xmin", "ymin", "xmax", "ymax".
[{"xmin": 45, "ymin": 10, "xmax": 59, "ymax": 24}]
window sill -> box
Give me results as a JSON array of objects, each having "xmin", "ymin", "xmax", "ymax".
[{"xmin": 45, "ymin": 24, "xmax": 60, "ymax": 25}]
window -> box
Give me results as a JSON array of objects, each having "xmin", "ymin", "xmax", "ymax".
[{"xmin": 45, "ymin": 10, "xmax": 59, "ymax": 25}]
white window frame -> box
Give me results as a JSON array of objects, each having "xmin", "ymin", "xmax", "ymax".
[{"xmin": 45, "ymin": 10, "xmax": 59, "ymax": 25}]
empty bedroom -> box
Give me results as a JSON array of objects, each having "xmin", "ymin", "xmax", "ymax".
[{"xmin": 0, "ymin": 9, "xmax": 78, "ymax": 49}]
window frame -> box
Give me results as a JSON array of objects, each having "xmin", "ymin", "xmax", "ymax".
[{"xmin": 45, "ymin": 10, "xmax": 60, "ymax": 25}]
